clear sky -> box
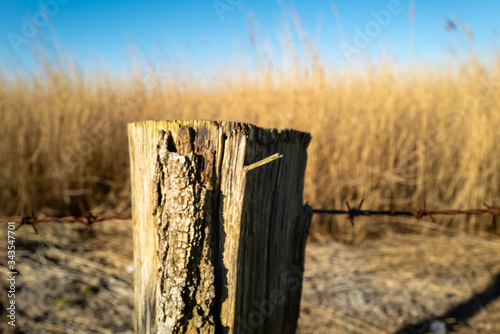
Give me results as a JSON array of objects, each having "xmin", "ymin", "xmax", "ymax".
[{"xmin": 1, "ymin": 0, "xmax": 499, "ymax": 78}]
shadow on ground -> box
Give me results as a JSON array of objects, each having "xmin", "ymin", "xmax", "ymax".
[{"xmin": 395, "ymin": 272, "xmax": 500, "ymax": 334}]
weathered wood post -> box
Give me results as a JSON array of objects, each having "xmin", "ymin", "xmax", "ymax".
[{"xmin": 128, "ymin": 120, "xmax": 312, "ymax": 333}]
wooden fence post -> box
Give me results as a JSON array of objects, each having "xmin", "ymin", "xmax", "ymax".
[{"xmin": 128, "ymin": 120, "xmax": 312, "ymax": 333}]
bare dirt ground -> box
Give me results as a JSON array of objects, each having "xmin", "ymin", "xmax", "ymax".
[{"xmin": 1, "ymin": 218, "xmax": 500, "ymax": 334}]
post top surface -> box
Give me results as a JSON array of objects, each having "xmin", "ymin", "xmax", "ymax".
[{"xmin": 128, "ymin": 119, "xmax": 311, "ymax": 139}]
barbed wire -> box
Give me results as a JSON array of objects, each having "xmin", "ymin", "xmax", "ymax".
[
  {"xmin": 0, "ymin": 199, "xmax": 498, "ymax": 233},
  {"xmin": 0, "ymin": 211, "xmax": 131, "ymax": 233},
  {"xmin": 313, "ymin": 199, "xmax": 500, "ymax": 227}
]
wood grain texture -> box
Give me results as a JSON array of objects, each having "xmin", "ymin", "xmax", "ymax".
[{"xmin": 128, "ymin": 120, "xmax": 312, "ymax": 334}]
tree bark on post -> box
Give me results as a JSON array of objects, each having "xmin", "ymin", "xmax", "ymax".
[{"xmin": 128, "ymin": 120, "xmax": 312, "ymax": 334}]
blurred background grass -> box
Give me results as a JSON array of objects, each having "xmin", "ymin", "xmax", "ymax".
[{"xmin": 1, "ymin": 13, "xmax": 499, "ymax": 241}]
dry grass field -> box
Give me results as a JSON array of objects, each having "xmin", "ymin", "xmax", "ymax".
[
  {"xmin": 1, "ymin": 24, "xmax": 500, "ymax": 332},
  {"xmin": 0, "ymin": 51, "xmax": 500, "ymax": 240},
  {"xmin": 1, "ymin": 50, "xmax": 500, "ymax": 238}
]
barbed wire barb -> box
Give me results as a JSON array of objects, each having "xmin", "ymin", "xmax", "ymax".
[{"xmin": 484, "ymin": 203, "xmax": 500, "ymax": 226}]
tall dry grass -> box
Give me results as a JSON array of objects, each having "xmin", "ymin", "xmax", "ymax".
[{"xmin": 1, "ymin": 27, "xmax": 500, "ymax": 240}]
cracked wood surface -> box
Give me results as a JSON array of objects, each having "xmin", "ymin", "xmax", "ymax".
[{"xmin": 128, "ymin": 120, "xmax": 312, "ymax": 333}]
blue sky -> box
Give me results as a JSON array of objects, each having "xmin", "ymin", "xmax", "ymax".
[{"xmin": 1, "ymin": 0, "xmax": 499, "ymax": 78}]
